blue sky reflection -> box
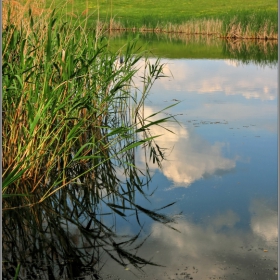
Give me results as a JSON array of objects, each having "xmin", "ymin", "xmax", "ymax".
[{"xmin": 100, "ymin": 58, "xmax": 278, "ymax": 279}]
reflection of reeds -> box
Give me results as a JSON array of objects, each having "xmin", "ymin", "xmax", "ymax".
[
  {"xmin": 107, "ymin": 31, "xmax": 277, "ymax": 65},
  {"xmin": 150, "ymin": 32, "xmax": 222, "ymax": 46},
  {"xmin": 225, "ymin": 38, "xmax": 276, "ymax": 54},
  {"xmin": 3, "ymin": 183, "xmax": 175, "ymax": 278},
  {"xmin": 222, "ymin": 39, "xmax": 278, "ymax": 67}
]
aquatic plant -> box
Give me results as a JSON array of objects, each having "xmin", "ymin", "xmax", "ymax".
[
  {"xmin": 2, "ymin": 3, "xmax": 179, "ymax": 279},
  {"xmin": 220, "ymin": 10, "xmax": 278, "ymax": 39}
]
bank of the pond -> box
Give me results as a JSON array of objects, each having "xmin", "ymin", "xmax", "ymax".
[
  {"xmin": 4, "ymin": 0, "xmax": 278, "ymax": 39},
  {"xmin": 100, "ymin": 13, "xmax": 278, "ymax": 40},
  {"xmin": 43, "ymin": 0, "xmax": 278, "ymax": 40}
]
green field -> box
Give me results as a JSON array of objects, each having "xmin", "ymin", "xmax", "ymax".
[
  {"xmin": 49, "ymin": 0, "xmax": 277, "ymax": 24},
  {"xmin": 46, "ymin": 0, "xmax": 278, "ymax": 39}
]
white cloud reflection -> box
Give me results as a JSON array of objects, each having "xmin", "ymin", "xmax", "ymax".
[
  {"xmin": 159, "ymin": 59, "xmax": 277, "ymax": 101},
  {"xmin": 133, "ymin": 58, "xmax": 277, "ymax": 135},
  {"xmin": 99, "ymin": 56, "xmax": 278, "ymax": 280},
  {"xmin": 135, "ymin": 58, "xmax": 277, "ymax": 102},
  {"xmin": 249, "ymin": 199, "xmax": 278, "ymax": 243},
  {"xmin": 100, "ymin": 200, "xmax": 278, "ymax": 280},
  {"xmin": 224, "ymin": 59, "xmax": 240, "ymax": 67},
  {"xmin": 138, "ymin": 106, "xmax": 236, "ymax": 188}
]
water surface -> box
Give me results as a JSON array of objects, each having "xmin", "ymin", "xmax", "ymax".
[
  {"xmin": 100, "ymin": 37, "xmax": 278, "ymax": 280},
  {"xmin": 2, "ymin": 35, "xmax": 278, "ymax": 280}
]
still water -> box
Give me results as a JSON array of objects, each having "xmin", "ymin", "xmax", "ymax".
[
  {"xmin": 100, "ymin": 38, "xmax": 278, "ymax": 279},
  {"xmin": 3, "ymin": 36, "xmax": 278, "ymax": 280}
]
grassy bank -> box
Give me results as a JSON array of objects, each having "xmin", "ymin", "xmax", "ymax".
[{"xmin": 44, "ymin": 0, "xmax": 278, "ymax": 39}]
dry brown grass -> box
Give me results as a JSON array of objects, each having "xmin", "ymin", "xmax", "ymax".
[
  {"xmin": 163, "ymin": 19, "xmax": 223, "ymax": 35},
  {"xmin": 221, "ymin": 16, "xmax": 278, "ymax": 40},
  {"xmin": 2, "ymin": 0, "xmax": 50, "ymax": 29},
  {"xmin": 3, "ymin": 1, "xmax": 276, "ymax": 39},
  {"xmin": 95, "ymin": 17, "xmax": 277, "ymax": 40}
]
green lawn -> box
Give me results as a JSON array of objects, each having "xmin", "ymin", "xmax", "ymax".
[{"xmin": 49, "ymin": 0, "xmax": 277, "ymax": 26}]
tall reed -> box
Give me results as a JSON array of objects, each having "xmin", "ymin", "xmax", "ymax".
[
  {"xmin": 221, "ymin": 10, "xmax": 278, "ymax": 39},
  {"xmin": 3, "ymin": 2, "xmax": 179, "ymax": 278},
  {"xmin": 2, "ymin": 2, "xmax": 175, "ymax": 205}
]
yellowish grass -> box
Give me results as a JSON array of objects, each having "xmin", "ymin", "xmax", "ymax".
[
  {"xmin": 225, "ymin": 38, "xmax": 277, "ymax": 54},
  {"xmin": 2, "ymin": 0, "xmax": 50, "ymax": 29},
  {"xmin": 96, "ymin": 18, "xmax": 277, "ymax": 40}
]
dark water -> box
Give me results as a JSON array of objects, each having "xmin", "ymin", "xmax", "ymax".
[{"xmin": 3, "ymin": 36, "xmax": 278, "ymax": 280}]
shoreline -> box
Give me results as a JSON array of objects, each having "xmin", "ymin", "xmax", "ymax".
[
  {"xmin": 2, "ymin": 1, "xmax": 278, "ymax": 40},
  {"xmin": 95, "ymin": 18, "xmax": 278, "ymax": 41},
  {"xmin": 103, "ymin": 27, "xmax": 279, "ymax": 40}
]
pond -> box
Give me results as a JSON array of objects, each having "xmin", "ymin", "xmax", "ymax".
[
  {"xmin": 3, "ymin": 34, "xmax": 278, "ymax": 280},
  {"xmin": 99, "ymin": 34, "xmax": 278, "ymax": 279}
]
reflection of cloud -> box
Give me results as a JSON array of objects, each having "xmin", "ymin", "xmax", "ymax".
[
  {"xmin": 163, "ymin": 136, "xmax": 235, "ymax": 187},
  {"xmin": 133, "ymin": 58, "xmax": 277, "ymax": 134},
  {"xmin": 196, "ymin": 102, "xmax": 276, "ymax": 123},
  {"xmin": 224, "ymin": 59, "xmax": 240, "ymax": 67},
  {"xmin": 100, "ymin": 199, "xmax": 278, "ymax": 280},
  {"xmin": 211, "ymin": 210, "xmax": 240, "ymax": 230},
  {"xmin": 249, "ymin": 199, "xmax": 278, "ymax": 242},
  {"xmin": 140, "ymin": 107, "xmax": 236, "ymax": 187},
  {"xmin": 136, "ymin": 58, "xmax": 277, "ymax": 101},
  {"xmin": 145, "ymin": 210, "xmax": 277, "ymax": 279}
]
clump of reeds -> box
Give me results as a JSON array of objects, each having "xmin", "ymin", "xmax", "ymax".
[
  {"xmin": 3, "ymin": 3, "xmax": 180, "ymax": 277},
  {"xmin": 2, "ymin": 1, "xmax": 174, "ymax": 204},
  {"xmin": 160, "ymin": 19, "xmax": 222, "ymax": 35},
  {"xmin": 2, "ymin": 0, "xmax": 49, "ymax": 29},
  {"xmin": 221, "ymin": 10, "xmax": 278, "ymax": 39}
]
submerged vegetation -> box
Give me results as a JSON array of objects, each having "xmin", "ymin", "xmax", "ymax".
[{"xmin": 2, "ymin": 2, "xmax": 179, "ymax": 279}]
